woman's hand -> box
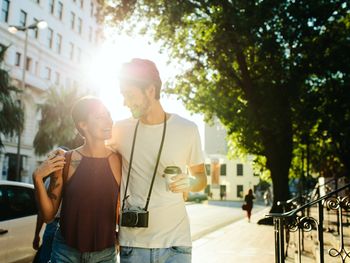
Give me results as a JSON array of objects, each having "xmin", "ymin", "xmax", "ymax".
[{"xmin": 33, "ymin": 154, "xmax": 65, "ymax": 182}]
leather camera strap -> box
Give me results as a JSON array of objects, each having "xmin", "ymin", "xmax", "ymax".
[{"xmin": 122, "ymin": 113, "xmax": 167, "ymax": 211}]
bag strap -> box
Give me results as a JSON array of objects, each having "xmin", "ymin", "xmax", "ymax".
[{"xmin": 62, "ymin": 151, "xmax": 73, "ymax": 184}]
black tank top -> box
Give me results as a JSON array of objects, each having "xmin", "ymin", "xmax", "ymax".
[{"xmin": 60, "ymin": 152, "xmax": 119, "ymax": 252}]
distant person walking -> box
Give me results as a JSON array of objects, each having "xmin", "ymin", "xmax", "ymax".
[
  {"xmin": 244, "ymin": 189, "xmax": 255, "ymax": 222},
  {"xmin": 263, "ymin": 189, "xmax": 271, "ymax": 206}
]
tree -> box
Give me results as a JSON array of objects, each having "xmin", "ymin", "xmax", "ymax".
[
  {"xmin": 33, "ymin": 85, "xmax": 85, "ymax": 155},
  {"xmin": 291, "ymin": 8, "xmax": 350, "ymax": 180},
  {"xmin": 0, "ymin": 46, "xmax": 24, "ymax": 149},
  {"xmin": 104, "ymin": 0, "xmax": 350, "ymax": 211}
]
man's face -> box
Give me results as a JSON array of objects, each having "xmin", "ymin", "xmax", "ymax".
[{"xmin": 120, "ymin": 84, "xmax": 151, "ymax": 119}]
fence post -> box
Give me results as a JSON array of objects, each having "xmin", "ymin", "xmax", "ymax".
[
  {"xmin": 274, "ymin": 217, "xmax": 285, "ymax": 263},
  {"xmin": 318, "ymin": 200, "xmax": 324, "ymax": 263}
]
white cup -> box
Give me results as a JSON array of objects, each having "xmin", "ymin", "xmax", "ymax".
[{"xmin": 164, "ymin": 166, "xmax": 182, "ymax": 192}]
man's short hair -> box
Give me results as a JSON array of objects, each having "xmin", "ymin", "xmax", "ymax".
[{"xmin": 120, "ymin": 58, "xmax": 162, "ymax": 100}]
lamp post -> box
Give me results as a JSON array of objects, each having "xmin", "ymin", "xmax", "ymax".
[{"xmin": 8, "ymin": 20, "xmax": 47, "ymax": 181}]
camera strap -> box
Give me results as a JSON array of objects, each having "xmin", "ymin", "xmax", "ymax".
[{"xmin": 122, "ymin": 112, "xmax": 167, "ymax": 211}]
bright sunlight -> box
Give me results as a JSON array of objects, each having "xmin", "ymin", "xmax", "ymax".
[{"xmin": 81, "ymin": 31, "xmax": 204, "ymax": 135}]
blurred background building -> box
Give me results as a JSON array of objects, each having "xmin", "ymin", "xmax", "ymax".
[
  {"xmin": 0, "ymin": 0, "xmax": 102, "ymax": 182},
  {"xmin": 204, "ymin": 118, "xmax": 260, "ymax": 201}
]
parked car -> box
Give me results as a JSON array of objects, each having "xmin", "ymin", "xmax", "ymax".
[
  {"xmin": 0, "ymin": 180, "xmax": 38, "ymax": 263},
  {"xmin": 187, "ymin": 192, "xmax": 208, "ymax": 203}
]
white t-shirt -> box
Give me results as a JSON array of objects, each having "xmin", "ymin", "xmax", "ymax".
[{"xmin": 108, "ymin": 114, "xmax": 204, "ymax": 248}]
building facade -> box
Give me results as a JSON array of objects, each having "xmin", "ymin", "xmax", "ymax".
[
  {"xmin": 0, "ymin": 0, "xmax": 103, "ymax": 182},
  {"xmin": 204, "ymin": 119, "xmax": 260, "ymax": 201}
]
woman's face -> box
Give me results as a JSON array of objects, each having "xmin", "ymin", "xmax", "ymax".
[{"xmin": 83, "ymin": 104, "xmax": 113, "ymax": 140}]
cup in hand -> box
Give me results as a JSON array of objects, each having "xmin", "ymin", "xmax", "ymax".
[{"xmin": 164, "ymin": 166, "xmax": 182, "ymax": 192}]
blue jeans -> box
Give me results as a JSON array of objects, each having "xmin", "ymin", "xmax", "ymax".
[
  {"xmin": 51, "ymin": 228, "xmax": 117, "ymax": 263},
  {"xmin": 120, "ymin": 246, "xmax": 192, "ymax": 263},
  {"xmin": 39, "ymin": 219, "xmax": 59, "ymax": 263}
]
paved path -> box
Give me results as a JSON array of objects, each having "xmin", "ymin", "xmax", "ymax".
[
  {"xmin": 191, "ymin": 206, "xmax": 275, "ymax": 263},
  {"xmin": 187, "ymin": 201, "xmax": 266, "ymax": 241}
]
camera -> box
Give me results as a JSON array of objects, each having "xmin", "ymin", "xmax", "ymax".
[{"xmin": 121, "ymin": 208, "xmax": 149, "ymax": 228}]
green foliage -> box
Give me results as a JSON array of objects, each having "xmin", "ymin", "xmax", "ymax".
[
  {"xmin": 104, "ymin": 0, "xmax": 350, "ymax": 204},
  {"xmin": 0, "ymin": 46, "xmax": 24, "ymax": 148},
  {"xmin": 33, "ymin": 86, "xmax": 87, "ymax": 155}
]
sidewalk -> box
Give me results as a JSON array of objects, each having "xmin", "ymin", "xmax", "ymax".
[
  {"xmin": 192, "ymin": 207, "xmax": 275, "ymax": 263},
  {"xmin": 187, "ymin": 201, "xmax": 266, "ymax": 241}
]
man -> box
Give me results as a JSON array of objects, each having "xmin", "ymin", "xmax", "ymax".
[{"xmin": 108, "ymin": 58, "xmax": 207, "ymax": 263}]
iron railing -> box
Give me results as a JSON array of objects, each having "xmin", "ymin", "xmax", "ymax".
[{"xmin": 269, "ymin": 182, "xmax": 350, "ymax": 263}]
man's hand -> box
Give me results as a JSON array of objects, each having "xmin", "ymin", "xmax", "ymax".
[
  {"xmin": 168, "ymin": 174, "xmax": 192, "ymax": 193},
  {"xmin": 47, "ymin": 148, "xmax": 66, "ymax": 159}
]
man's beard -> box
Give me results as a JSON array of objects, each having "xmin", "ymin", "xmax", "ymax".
[{"xmin": 131, "ymin": 97, "xmax": 151, "ymax": 119}]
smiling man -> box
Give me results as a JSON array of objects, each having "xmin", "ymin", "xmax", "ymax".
[{"xmin": 108, "ymin": 58, "xmax": 207, "ymax": 263}]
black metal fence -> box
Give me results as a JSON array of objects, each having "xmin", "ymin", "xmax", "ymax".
[{"xmin": 269, "ymin": 181, "xmax": 350, "ymax": 263}]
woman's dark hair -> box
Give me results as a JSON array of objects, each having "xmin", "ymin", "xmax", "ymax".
[{"xmin": 71, "ymin": 96, "xmax": 104, "ymax": 136}]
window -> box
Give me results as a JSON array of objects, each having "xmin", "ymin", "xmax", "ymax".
[
  {"xmin": 34, "ymin": 61, "xmax": 39, "ymax": 76},
  {"xmin": 90, "ymin": 2, "xmax": 94, "ymax": 17},
  {"xmin": 77, "ymin": 17, "xmax": 82, "ymax": 34},
  {"xmin": 77, "ymin": 47, "xmax": 81, "ymax": 62},
  {"xmin": 0, "ymin": 185, "xmax": 37, "ymax": 221},
  {"xmin": 47, "ymin": 28, "xmax": 53, "ymax": 48},
  {"xmin": 57, "ymin": 1, "xmax": 63, "ymax": 20},
  {"xmin": 55, "ymin": 72, "xmax": 60, "ymax": 85},
  {"xmin": 25, "ymin": 57, "xmax": 32, "ymax": 71},
  {"xmin": 80, "ymin": 0, "xmax": 84, "ymax": 8},
  {"xmin": 205, "ymin": 164, "xmax": 211, "ymax": 176},
  {"xmin": 237, "ymin": 164, "xmax": 243, "ymax": 176},
  {"xmin": 220, "ymin": 164, "xmax": 227, "ymax": 176},
  {"xmin": 55, "ymin": 33, "xmax": 62, "ymax": 54},
  {"xmin": 94, "ymin": 29, "xmax": 99, "ymax": 44},
  {"xmin": 70, "ymin": 12, "xmax": 75, "ymax": 30},
  {"xmin": 49, "ymin": 0, "xmax": 55, "ymax": 14},
  {"xmin": 237, "ymin": 185, "xmax": 243, "ymax": 198},
  {"xmin": 15, "ymin": 52, "xmax": 21, "ymax": 66},
  {"xmin": 32, "ymin": 18, "xmax": 39, "ymax": 38},
  {"xmin": 45, "ymin": 67, "xmax": 51, "ymax": 80},
  {"xmin": 0, "ymin": 0, "xmax": 10, "ymax": 23},
  {"xmin": 36, "ymin": 0, "xmax": 40, "ymax": 3},
  {"xmin": 88, "ymin": 26, "xmax": 92, "ymax": 42},
  {"xmin": 69, "ymin": 42, "xmax": 74, "ymax": 60},
  {"xmin": 19, "ymin": 10, "xmax": 27, "ymax": 27}
]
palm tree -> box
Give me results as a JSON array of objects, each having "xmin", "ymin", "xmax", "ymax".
[
  {"xmin": 0, "ymin": 46, "xmax": 24, "ymax": 149},
  {"xmin": 33, "ymin": 85, "xmax": 87, "ymax": 155}
]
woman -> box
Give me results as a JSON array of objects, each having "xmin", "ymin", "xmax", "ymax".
[
  {"xmin": 244, "ymin": 189, "xmax": 255, "ymax": 223},
  {"xmin": 33, "ymin": 97, "xmax": 121, "ymax": 262}
]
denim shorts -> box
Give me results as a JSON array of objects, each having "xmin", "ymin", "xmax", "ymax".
[
  {"xmin": 50, "ymin": 228, "xmax": 117, "ymax": 263},
  {"xmin": 120, "ymin": 246, "xmax": 192, "ymax": 263}
]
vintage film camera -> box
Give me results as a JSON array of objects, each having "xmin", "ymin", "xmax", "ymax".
[{"xmin": 121, "ymin": 207, "xmax": 149, "ymax": 228}]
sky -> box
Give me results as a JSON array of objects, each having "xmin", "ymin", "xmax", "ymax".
[{"xmin": 81, "ymin": 31, "xmax": 205, "ymax": 138}]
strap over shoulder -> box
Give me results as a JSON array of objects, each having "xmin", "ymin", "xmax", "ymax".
[{"xmin": 62, "ymin": 151, "xmax": 73, "ymax": 184}]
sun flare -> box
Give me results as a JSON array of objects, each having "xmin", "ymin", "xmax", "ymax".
[{"xmin": 80, "ymin": 33, "xmax": 204, "ymax": 137}]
